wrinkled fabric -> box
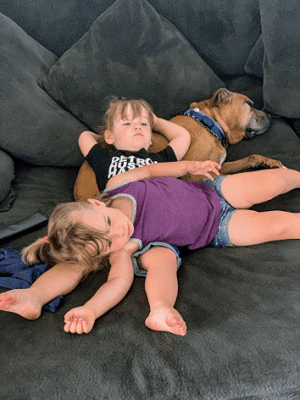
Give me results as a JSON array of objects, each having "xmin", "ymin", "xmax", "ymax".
[
  {"xmin": 259, "ymin": 0, "xmax": 300, "ymax": 117},
  {"xmin": 107, "ymin": 177, "xmax": 221, "ymax": 249},
  {"xmin": 0, "ymin": 248, "xmax": 63, "ymax": 312}
]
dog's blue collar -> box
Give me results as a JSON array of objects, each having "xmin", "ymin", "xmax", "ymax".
[{"xmin": 184, "ymin": 108, "xmax": 227, "ymax": 148}]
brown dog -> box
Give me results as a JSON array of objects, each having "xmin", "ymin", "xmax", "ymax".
[{"xmin": 73, "ymin": 88, "xmax": 282, "ymax": 201}]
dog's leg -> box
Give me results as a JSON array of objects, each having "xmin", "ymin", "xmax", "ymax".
[{"xmin": 220, "ymin": 155, "xmax": 283, "ymax": 174}]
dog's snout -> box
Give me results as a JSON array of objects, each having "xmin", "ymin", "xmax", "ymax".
[
  {"xmin": 261, "ymin": 109, "xmax": 272, "ymax": 122},
  {"xmin": 263, "ymin": 112, "xmax": 272, "ymax": 123},
  {"xmin": 245, "ymin": 110, "xmax": 272, "ymax": 139},
  {"xmin": 258, "ymin": 112, "xmax": 271, "ymax": 124}
]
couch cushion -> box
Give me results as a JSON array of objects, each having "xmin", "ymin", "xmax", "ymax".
[
  {"xmin": 0, "ymin": 0, "xmax": 262, "ymax": 78},
  {"xmin": 0, "ymin": 160, "xmax": 79, "ymax": 247},
  {"xmin": 148, "ymin": 0, "xmax": 262, "ymax": 78},
  {"xmin": 0, "ymin": 12, "xmax": 86, "ymax": 166},
  {"xmin": 244, "ymin": 35, "xmax": 264, "ymax": 79},
  {"xmin": 0, "ymin": 1, "xmax": 116, "ymax": 58},
  {"xmin": 259, "ymin": 0, "xmax": 300, "ymax": 118},
  {"xmin": 39, "ymin": 0, "xmax": 224, "ymax": 132},
  {"xmin": 0, "ymin": 150, "xmax": 15, "ymax": 212}
]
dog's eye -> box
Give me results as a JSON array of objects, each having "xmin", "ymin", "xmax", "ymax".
[{"xmin": 246, "ymin": 99, "xmax": 254, "ymax": 108}]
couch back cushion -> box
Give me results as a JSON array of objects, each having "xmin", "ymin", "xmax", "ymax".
[
  {"xmin": 0, "ymin": 0, "xmax": 115, "ymax": 57},
  {"xmin": 0, "ymin": 150, "xmax": 15, "ymax": 211},
  {"xmin": 0, "ymin": 12, "xmax": 86, "ymax": 166},
  {"xmin": 39, "ymin": 0, "xmax": 224, "ymax": 132},
  {"xmin": 148, "ymin": 0, "xmax": 261, "ymax": 78},
  {"xmin": 0, "ymin": 0, "xmax": 261, "ymax": 77}
]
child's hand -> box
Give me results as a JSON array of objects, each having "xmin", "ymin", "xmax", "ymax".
[
  {"xmin": 187, "ymin": 160, "xmax": 221, "ymax": 180},
  {"xmin": 64, "ymin": 306, "xmax": 96, "ymax": 334},
  {"xmin": 151, "ymin": 112, "xmax": 158, "ymax": 129}
]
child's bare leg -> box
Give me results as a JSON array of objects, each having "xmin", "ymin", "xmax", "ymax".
[
  {"xmin": 221, "ymin": 168, "xmax": 300, "ymax": 209},
  {"xmin": 0, "ymin": 263, "xmax": 85, "ymax": 319},
  {"xmin": 139, "ymin": 247, "xmax": 186, "ymax": 336},
  {"xmin": 228, "ymin": 209, "xmax": 300, "ymax": 246}
]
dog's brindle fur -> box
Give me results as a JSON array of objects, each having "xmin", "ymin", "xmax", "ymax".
[
  {"xmin": 73, "ymin": 88, "xmax": 283, "ymax": 201},
  {"xmin": 149, "ymin": 88, "xmax": 283, "ymax": 182}
]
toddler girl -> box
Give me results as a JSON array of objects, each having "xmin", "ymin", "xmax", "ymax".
[{"xmin": 79, "ymin": 96, "xmax": 190, "ymax": 191}]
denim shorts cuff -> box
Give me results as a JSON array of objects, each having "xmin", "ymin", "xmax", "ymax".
[
  {"xmin": 204, "ymin": 176, "xmax": 236, "ymax": 247},
  {"xmin": 131, "ymin": 242, "xmax": 181, "ymax": 277}
]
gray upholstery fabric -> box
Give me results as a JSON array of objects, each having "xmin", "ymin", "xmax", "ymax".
[
  {"xmin": 0, "ymin": 12, "xmax": 86, "ymax": 166},
  {"xmin": 0, "ymin": 0, "xmax": 116, "ymax": 57},
  {"xmin": 39, "ymin": 0, "xmax": 224, "ymax": 131},
  {"xmin": 244, "ymin": 35, "xmax": 264, "ymax": 79},
  {"xmin": 148, "ymin": 0, "xmax": 262, "ymax": 78},
  {"xmin": 260, "ymin": 0, "xmax": 300, "ymax": 117},
  {"xmin": 3, "ymin": 0, "xmax": 300, "ymax": 119},
  {"xmin": 0, "ymin": 159, "xmax": 78, "ymax": 245},
  {"xmin": 0, "ymin": 0, "xmax": 262, "ymax": 77},
  {"xmin": 0, "ymin": 150, "xmax": 15, "ymax": 211}
]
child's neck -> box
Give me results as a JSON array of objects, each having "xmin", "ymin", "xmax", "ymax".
[
  {"xmin": 115, "ymin": 145, "xmax": 149, "ymax": 152},
  {"xmin": 111, "ymin": 197, "xmax": 133, "ymax": 222}
]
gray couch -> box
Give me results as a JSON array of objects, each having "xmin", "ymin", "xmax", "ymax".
[{"xmin": 1, "ymin": 0, "xmax": 300, "ymax": 398}]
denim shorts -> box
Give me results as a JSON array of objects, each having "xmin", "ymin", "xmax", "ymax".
[
  {"xmin": 131, "ymin": 242, "xmax": 181, "ymax": 277},
  {"xmin": 204, "ymin": 176, "xmax": 237, "ymax": 247}
]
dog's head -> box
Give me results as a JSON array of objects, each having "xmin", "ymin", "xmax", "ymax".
[{"xmin": 190, "ymin": 88, "xmax": 272, "ymax": 145}]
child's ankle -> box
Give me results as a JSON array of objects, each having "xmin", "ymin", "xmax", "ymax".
[{"xmin": 150, "ymin": 301, "xmax": 174, "ymax": 312}]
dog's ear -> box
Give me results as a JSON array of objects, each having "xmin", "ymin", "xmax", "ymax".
[{"xmin": 210, "ymin": 88, "xmax": 232, "ymax": 107}]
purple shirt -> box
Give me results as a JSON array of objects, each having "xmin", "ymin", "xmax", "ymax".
[{"xmin": 106, "ymin": 177, "xmax": 221, "ymax": 250}]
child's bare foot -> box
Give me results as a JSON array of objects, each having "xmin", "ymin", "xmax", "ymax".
[
  {"xmin": 0, "ymin": 289, "xmax": 42, "ymax": 320},
  {"xmin": 145, "ymin": 306, "xmax": 187, "ymax": 336},
  {"xmin": 64, "ymin": 306, "xmax": 96, "ymax": 334}
]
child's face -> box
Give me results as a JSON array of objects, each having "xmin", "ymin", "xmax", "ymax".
[
  {"xmin": 105, "ymin": 105, "xmax": 152, "ymax": 151},
  {"xmin": 85, "ymin": 199, "xmax": 134, "ymax": 256}
]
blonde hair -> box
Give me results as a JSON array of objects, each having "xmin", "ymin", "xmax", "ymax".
[
  {"xmin": 22, "ymin": 193, "xmax": 113, "ymax": 277},
  {"xmin": 97, "ymin": 96, "xmax": 155, "ymax": 149}
]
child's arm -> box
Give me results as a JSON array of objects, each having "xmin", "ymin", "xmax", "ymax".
[
  {"xmin": 78, "ymin": 131, "xmax": 99, "ymax": 157},
  {"xmin": 106, "ymin": 160, "xmax": 221, "ymax": 189},
  {"xmin": 153, "ymin": 115, "xmax": 190, "ymax": 161},
  {"xmin": 64, "ymin": 245, "xmax": 137, "ymax": 334}
]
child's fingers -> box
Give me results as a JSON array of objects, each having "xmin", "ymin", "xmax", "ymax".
[
  {"xmin": 212, "ymin": 167, "xmax": 220, "ymax": 176},
  {"xmin": 204, "ymin": 173, "xmax": 214, "ymax": 181},
  {"xmin": 76, "ymin": 318, "xmax": 85, "ymax": 334},
  {"xmin": 64, "ymin": 311, "xmax": 78, "ymax": 333},
  {"xmin": 205, "ymin": 164, "xmax": 220, "ymax": 175},
  {"xmin": 205, "ymin": 163, "xmax": 220, "ymax": 177},
  {"xmin": 193, "ymin": 167, "xmax": 220, "ymax": 177},
  {"xmin": 208, "ymin": 162, "xmax": 221, "ymax": 172},
  {"xmin": 64, "ymin": 308, "xmax": 95, "ymax": 334},
  {"xmin": 64, "ymin": 311, "xmax": 73, "ymax": 324},
  {"xmin": 190, "ymin": 161, "xmax": 221, "ymax": 175},
  {"xmin": 64, "ymin": 316, "xmax": 85, "ymax": 334},
  {"xmin": 64, "ymin": 320, "xmax": 71, "ymax": 332},
  {"xmin": 68, "ymin": 317, "xmax": 82, "ymax": 334},
  {"xmin": 67, "ymin": 317, "xmax": 92, "ymax": 334},
  {"xmin": 203, "ymin": 161, "xmax": 220, "ymax": 168},
  {"xmin": 82, "ymin": 319, "xmax": 91, "ymax": 334}
]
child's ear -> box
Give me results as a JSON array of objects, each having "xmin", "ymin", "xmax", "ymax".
[
  {"xmin": 104, "ymin": 130, "xmax": 114, "ymax": 145},
  {"xmin": 87, "ymin": 198, "xmax": 106, "ymax": 207}
]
